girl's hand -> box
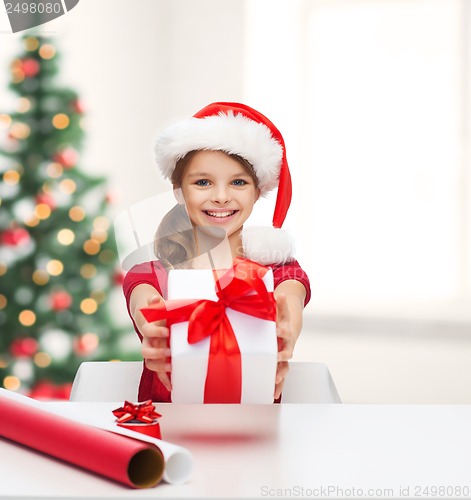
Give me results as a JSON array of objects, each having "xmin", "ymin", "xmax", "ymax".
[
  {"xmin": 274, "ymin": 292, "xmax": 296, "ymax": 399},
  {"xmin": 138, "ymin": 295, "xmax": 172, "ymax": 392}
]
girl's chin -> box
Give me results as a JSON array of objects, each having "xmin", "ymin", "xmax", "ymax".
[{"xmin": 194, "ymin": 225, "xmax": 227, "ymax": 239}]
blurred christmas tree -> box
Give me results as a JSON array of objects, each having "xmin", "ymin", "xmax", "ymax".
[{"xmin": 0, "ymin": 35, "xmax": 138, "ymax": 399}]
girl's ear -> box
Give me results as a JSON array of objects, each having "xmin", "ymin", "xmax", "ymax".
[
  {"xmin": 255, "ymin": 188, "xmax": 261, "ymax": 202},
  {"xmin": 173, "ymin": 187, "xmax": 185, "ymax": 205}
]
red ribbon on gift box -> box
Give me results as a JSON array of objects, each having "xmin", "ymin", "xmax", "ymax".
[
  {"xmin": 112, "ymin": 400, "xmax": 161, "ymax": 424},
  {"xmin": 140, "ymin": 258, "xmax": 276, "ymax": 403}
]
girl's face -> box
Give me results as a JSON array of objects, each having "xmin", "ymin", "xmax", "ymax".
[{"xmin": 179, "ymin": 150, "xmax": 260, "ymax": 241}]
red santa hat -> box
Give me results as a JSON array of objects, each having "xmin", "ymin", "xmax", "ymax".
[{"xmin": 155, "ymin": 102, "xmax": 295, "ymax": 264}]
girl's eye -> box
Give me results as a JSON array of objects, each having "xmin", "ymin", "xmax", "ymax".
[
  {"xmin": 195, "ymin": 179, "xmax": 210, "ymax": 187},
  {"xmin": 232, "ymin": 179, "xmax": 248, "ymax": 186}
]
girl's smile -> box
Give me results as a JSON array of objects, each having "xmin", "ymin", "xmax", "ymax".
[{"xmin": 203, "ymin": 208, "xmax": 239, "ymax": 222}]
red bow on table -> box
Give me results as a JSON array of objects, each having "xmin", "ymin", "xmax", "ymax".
[
  {"xmin": 140, "ymin": 257, "xmax": 277, "ymax": 403},
  {"xmin": 112, "ymin": 400, "xmax": 161, "ymax": 424}
]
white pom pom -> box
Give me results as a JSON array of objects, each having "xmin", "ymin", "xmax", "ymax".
[{"xmin": 242, "ymin": 226, "xmax": 296, "ymax": 265}]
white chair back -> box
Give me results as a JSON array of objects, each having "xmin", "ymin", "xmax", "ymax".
[{"xmin": 70, "ymin": 360, "xmax": 341, "ymax": 404}]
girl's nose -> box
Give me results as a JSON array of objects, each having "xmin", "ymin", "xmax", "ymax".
[{"xmin": 212, "ymin": 186, "xmax": 231, "ymax": 204}]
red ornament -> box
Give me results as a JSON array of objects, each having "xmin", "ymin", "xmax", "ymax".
[
  {"xmin": 105, "ymin": 189, "xmax": 121, "ymax": 205},
  {"xmin": 28, "ymin": 380, "xmax": 73, "ymax": 400},
  {"xmin": 53, "ymin": 147, "xmax": 78, "ymax": 169},
  {"xmin": 21, "ymin": 58, "xmax": 40, "ymax": 78},
  {"xmin": 10, "ymin": 337, "xmax": 38, "ymax": 358},
  {"xmin": 0, "ymin": 227, "xmax": 30, "ymax": 246},
  {"xmin": 35, "ymin": 193, "xmax": 56, "ymax": 210},
  {"xmin": 49, "ymin": 290, "xmax": 72, "ymax": 311},
  {"xmin": 55, "ymin": 382, "xmax": 73, "ymax": 400},
  {"xmin": 7, "ymin": 132, "xmax": 19, "ymax": 142},
  {"xmin": 74, "ymin": 334, "xmax": 98, "ymax": 356},
  {"xmin": 70, "ymin": 99, "xmax": 85, "ymax": 114},
  {"xmin": 113, "ymin": 270, "xmax": 125, "ymax": 286},
  {"xmin": 74, "ymin": 337, "xmax": 87, "ymax": 356}
]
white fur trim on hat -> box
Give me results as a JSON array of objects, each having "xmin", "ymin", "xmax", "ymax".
[
  {"xmin": 242, "ymin": 226, "xmax": 295, "ymax": 265},
  {"xmin": 155, "ymin": 111, "xmax": 283, "ymax": 194}
]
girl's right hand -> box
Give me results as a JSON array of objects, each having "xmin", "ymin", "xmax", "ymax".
[{"xmin": 139, "ymin": 295, "xmax": 172, "ymax": 392}]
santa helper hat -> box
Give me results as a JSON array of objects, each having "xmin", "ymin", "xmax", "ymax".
[{"xmin": 155, "ymin": 102, "xmax": 295, "ymax": 265}]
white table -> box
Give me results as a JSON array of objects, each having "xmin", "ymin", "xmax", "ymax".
[{"xmin": 1, "ymin": 403, "xmax": 471, "ymax": 499}]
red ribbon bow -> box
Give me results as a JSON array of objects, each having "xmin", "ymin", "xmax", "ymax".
[
  {"xmin": 112, "ymin": 400, "xmax": 161, "ymax": 424},
  {"xmin": 141, "ymin": 257, "xmax": 276, "ymax": 403}
]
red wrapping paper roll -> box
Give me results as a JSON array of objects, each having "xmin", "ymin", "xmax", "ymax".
[{"xmin": 0, "ymin": 396, "xmax": 164, "ymax": 488}]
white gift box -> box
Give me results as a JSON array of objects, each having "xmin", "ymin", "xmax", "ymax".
[{"xmin": 168, "ymin": 268, "xmax": 278, "ymax": 404}]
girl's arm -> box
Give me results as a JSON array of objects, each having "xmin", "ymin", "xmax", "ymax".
[
  {"xmin": 129, "ymin": 284, "xmax": 172, "ymax": 391},
  {"xmin": 273, "ymin": 279, "xmax": 306, "ymax": 399}
]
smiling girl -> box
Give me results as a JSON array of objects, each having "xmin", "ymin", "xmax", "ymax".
[{"xmin": 122, "ymin": 102, "xmax": 311, "ymax": 403}]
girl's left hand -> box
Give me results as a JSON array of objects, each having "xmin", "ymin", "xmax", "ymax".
[{"xmin": 274, "ymin": 293, "xmax": 295, "ymax": 399}]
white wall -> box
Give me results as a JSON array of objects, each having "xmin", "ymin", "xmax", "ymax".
[{"xmin": 244, "ymin": 0, "xmax": 471, "ymax": 321}]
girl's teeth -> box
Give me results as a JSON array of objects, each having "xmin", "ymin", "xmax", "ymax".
[{"xmin": 206, "ymin": 210, "xmax": 235, "ymax": 218}]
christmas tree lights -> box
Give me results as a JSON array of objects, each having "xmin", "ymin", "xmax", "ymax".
[{"xmin": 0, "ymin": 35, "xmax": 137, "ymax": 398}]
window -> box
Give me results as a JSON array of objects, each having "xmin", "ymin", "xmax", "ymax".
[{"xmin": 245, "ymin": 0, "xmax": 471, "ymax": 320}]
